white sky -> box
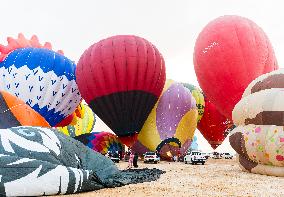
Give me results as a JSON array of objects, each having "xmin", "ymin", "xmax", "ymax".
[{"xmin": 1, "ymin": 0, "xmax": 284, "ymax": 153}]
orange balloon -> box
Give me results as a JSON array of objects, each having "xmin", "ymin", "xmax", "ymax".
[{"xmin": 0, "ymin": 91, "xmax": 50, "ymax": 128}]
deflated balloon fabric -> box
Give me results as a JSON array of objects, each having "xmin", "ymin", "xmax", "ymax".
[{"xmin": 0, "ymin": 126, "xmax": 164, "ymax": 196}]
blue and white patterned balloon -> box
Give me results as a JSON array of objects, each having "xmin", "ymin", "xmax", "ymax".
[{"xmin": 0, "ymin": 47, "xmax": 81, "ymax": 126}]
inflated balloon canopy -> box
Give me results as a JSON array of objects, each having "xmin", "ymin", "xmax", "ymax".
[
  {"xmin": 0, "ymin": 90, "xmax": 50, "ymax": 128},
  {"xmin": 0, "ymin": 126, "xmax": 164, "ymax": 196},
  {"xmin": 190, "ymin": 136, "xmax": 198, "ymax": 150},
  {"xmin": 132, "ymin": 79, "xmax": 198, "ymax": 159},
  {"xmin": 182, "ymin": 83, "xmax": 205, "ymax": 123},
  {"xmin": 75, "ymin": 132, "xmax": 123, "ymax": 155},
  {"xmin": 197, "ymin": 96, "xmax": 234, "ymax": 149},
  {"xmin": 76, "ymin": 35, "xmax": 166, "ymax": 147},
  {"xmin": 57, "ymin": 103, "xmax": 96, "ymax": 137},
  {"xmin": 0, "ymin": 33, "xmax": 81, "ymax": 126},
  {"xmin": 194, "ymin": 15, "xmax": 278, "ymax": 119},
  {"xmin": 230, "ymin": 69, "xmax": 284, "ymax": 177}
]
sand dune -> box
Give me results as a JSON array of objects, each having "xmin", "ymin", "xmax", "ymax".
[{"xmin": 57, "ymin": 159, "xmax": 284, "ymax": 197}]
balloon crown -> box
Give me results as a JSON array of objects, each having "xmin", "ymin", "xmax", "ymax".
[{"xmin": 0, "ymin": 33, "xmax": 64, "ymax": 62}]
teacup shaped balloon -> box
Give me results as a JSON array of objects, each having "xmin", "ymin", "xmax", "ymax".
[{"xmin": 230, "ymin": 69, "xmax": 284, "ymax": 176}]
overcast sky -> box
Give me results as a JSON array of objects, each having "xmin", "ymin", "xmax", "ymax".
[{"xmin": 1, "ymin": 0, "xmax": 284, "ymax": 153}]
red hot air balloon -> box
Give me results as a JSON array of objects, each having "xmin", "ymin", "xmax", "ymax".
[
  {"xmin": 76, "ymin": 35, "xmax": 166, "ymax": 147},
  {"xmin": 198, "ymin": 97, "xmax": 234, "ymax": 149},
  {"xmin": 194, "ymin": 15, "xmax": 278, "ymax": 119}
]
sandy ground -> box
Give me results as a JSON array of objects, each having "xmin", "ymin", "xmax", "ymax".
[{"xmin": 58, "ymin": 158, "xmax": 284, "ymax": 197}]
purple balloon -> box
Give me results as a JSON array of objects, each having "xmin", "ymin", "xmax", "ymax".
[{"xmin": 156, "ymin": 83, "xmax": 196, "ymax": 140}]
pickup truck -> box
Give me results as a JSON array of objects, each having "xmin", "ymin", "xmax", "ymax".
[
  {"xmin": 144, "ymin": 152, "xmax": 160, "ymax": 164},
  {"xmin": 184, "ymin": 150, "xmax": 206, "ymax": 165}
]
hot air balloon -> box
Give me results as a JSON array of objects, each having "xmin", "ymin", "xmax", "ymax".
[
  {"xmin": 230, "ymin": 69, "xmax": 284, "ymax": 177},
  {"xmin": 76, "ymin": 35, "xmax": 166, "ymax": 147},
  {"xmin": 194, "ymin": 15, "xmax": 278, "ymax": 119},
  {"xmin": 132, "ymin": 79, "xmax": 198, "ymax": 159},
  {"xmin": 198, "ymin": 96, "xmax": 234, "ymax": 149},
  {"xmin": 0, "ymin": 90, "xmax": 50, "ymax": 128},
  {"xmin": 182, "ymin": 83, "xmax": 205, "ymax": 122},
  {"xmin": 0, "ymin": 33, "xmax": 81, "ymax": 126},
  {"xmin": 190, "ymin": 136, "xmax": 198, "ymax": 150},
  {"xmin": 75, "ymin": 132, "xmax": 124, "ymax": 155},
  {"xmin": 0, "ymin": 126, "xmax": 163, "ymax": 196},
  {"xmin": 57, "ymin": 103, "xmax": 96, "ymax": 137},
  {"xmin": 56, "ymin": 102, "xmax": 85, "ymax": 127}
]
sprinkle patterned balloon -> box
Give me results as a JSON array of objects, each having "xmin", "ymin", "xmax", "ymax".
[{"xmin": 132, "ymin": 79, "xmax": 198, "ymax": 159}]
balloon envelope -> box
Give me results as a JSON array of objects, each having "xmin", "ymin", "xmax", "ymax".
[
  {"xmin": 197, "ymin": 97, "xmax": 234, "ymax": 149},
  {"xmin": 194, "ymin": 15, "xmax": 278, "ymax": 119},
  {"xmin": 76, "ymin": 35, "xmax": 166, "ymax": 146},
  {"xmin": 182, "ymin": 83, "xmax": 205, "ymax": 122},
  {"xmin": 0, "ymin": 90, "xmax": 50, "ymax": 128},
  {"xmin": 0, "ymin": 34, "xmax": 81, "ymax": 126},
  {"xmin": 132, "ymin": 80, "xmax": 198, "ymax": 159},
  {"xmin": 230, "ymin": 69, "xmax": 284, "ymax": 176},
  {"xmin": 57, "ymin": 103, "xmax": 96, "ymax": 137},
  {"xmin": 0, "ymin": 126, "xmax": 163, "ymax": 196},
  {"xmin": 190, "ymin": 136, "xmax": 198, "ymax": 150},
  {"xmin": 75, "ymin": 132, "xmax": 123, "ymax": 155}
]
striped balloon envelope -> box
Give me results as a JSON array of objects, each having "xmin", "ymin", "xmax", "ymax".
[
  {"xmin": 75, "ymin": 132, "xmax": 123, "ymax": 155},
  {"xmin": 230, "ymin": 69, "xmax": 284, "ymax": 177},
  {"xmin": 76, "ymin": 35, "xmax": 166, "ymax": 147}
]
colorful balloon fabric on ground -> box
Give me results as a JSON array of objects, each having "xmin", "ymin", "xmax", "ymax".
[
  {"xmin": 194, "ymin": 15, "xmax": 278, "ymax": 119},
  {"xmin": 197, "ymin": 97, "xmax": 234, "ymax": 149},
  {"xmin": 75, "ymin": 132, "xmax": 123, "ymax": 155},
  {"xmin": 57, "ymin": 103, "xmax": 96, "ymax": 137},
  {"xmin": 0, "ymin": 126, "xmax": 164, "ymax": 196},
  {"xmin": 0, "ymin": 90, "xmax": 50, "ymax": 128},
  {"xmin": 230, "ymin": 69, "xmax": 284, "ymax": 177},
  {"xmin": 76, "ymin": 35, "xmax": 166, "ymax": 147},
  {"xmin": 182, "ymin": 83, "xmax": 205, "ymax": 122},
  {"xmin": 0, "ymin": 33, "xmax": 81, "ymax": 126},
  {"xmin": 132, "ymin": 79, "xmax": 198, "ymax": 159}
]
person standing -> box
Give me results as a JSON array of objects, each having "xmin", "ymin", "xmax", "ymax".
[
  {"xmin": 133, "ymin": 153, "xmax": 139, "ymax": 168},
  {"xmin": 127, "ymin": 151, "xmax": 134, "ymax": 168}
]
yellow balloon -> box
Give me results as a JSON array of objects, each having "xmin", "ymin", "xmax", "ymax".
[
  {"xmin": 57, "ymin": 103, "xmax": 96, "ymax": 137},
  {"xmin": 132, "ymin": 79, "xmax": 198, "ymax": 159}
]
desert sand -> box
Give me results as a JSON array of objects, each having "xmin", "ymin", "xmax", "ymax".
[{"xmin": 57, "ymin": 159, "xmax": 284, "ymax": 197}]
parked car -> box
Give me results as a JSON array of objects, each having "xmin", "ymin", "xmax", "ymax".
[
  {"xmin": 106, "ymin": 152, "xmax": 120, "ymax": 163},
  {"xmin": 223, "ymin": 153, "xmax": 233, "ymax": 159},
  {"xmin": 201, "ymin": 152, "xmax": 210, "ymax": 160},
  {"xmin": 212, "ymin": 152, "xmax": 222, "ymax": 159},
  {"xmin": 184, "ymin": 150, "xmax": 206, "ymax": 165},
  {"xmin": 111, "ymin": 152, "xmax": 120, "ymax": 163},
  {"xmin": 144, "ymin": 152, "xmax": 160, "ymax": 164}
]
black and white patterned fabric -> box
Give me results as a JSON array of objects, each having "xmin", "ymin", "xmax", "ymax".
[{"xmin": 0, "ymin": 126, "xmax": 164, "ymax": 196}]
